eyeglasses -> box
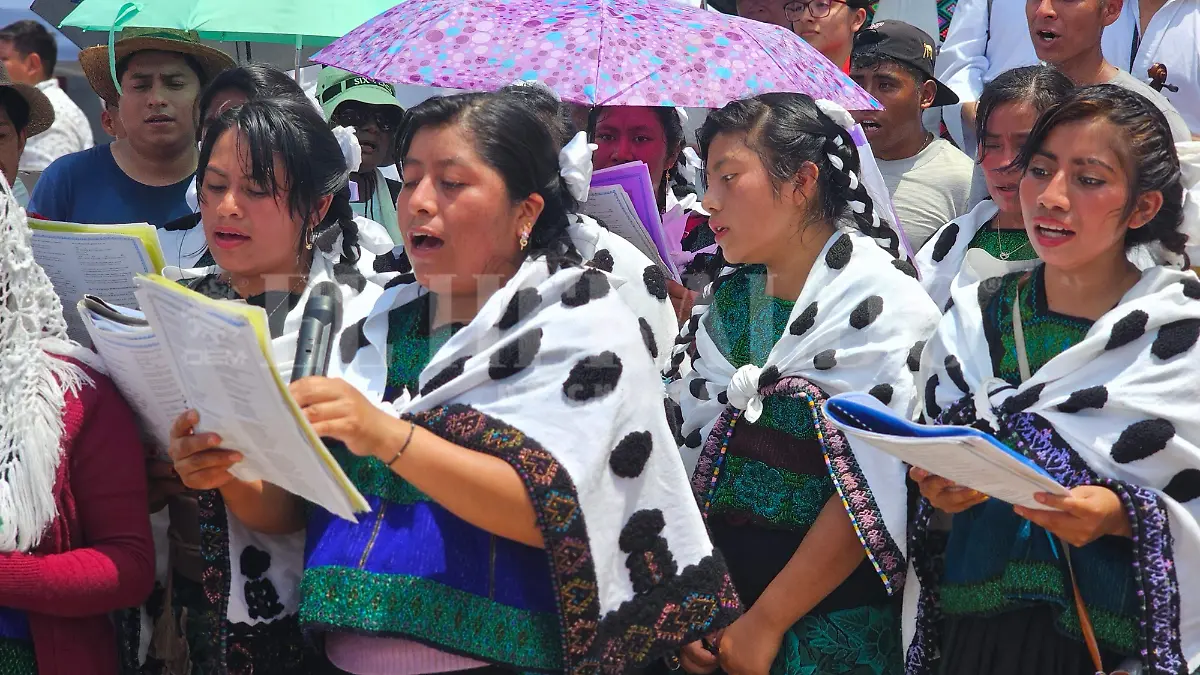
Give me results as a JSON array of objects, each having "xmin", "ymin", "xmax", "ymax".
[
  {"xmin": 783, "ymin": 0, "xmax": 848, "ymax": 21},
  {"xmin": 331, "ymin": 104, "xmax": 405, "ymax": 133}
]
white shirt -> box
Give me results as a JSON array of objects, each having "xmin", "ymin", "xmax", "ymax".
[
  {"xmin": 20, "ymin": 78, "xmax": 94, "ymax": 173},
  {"xmin": 935, "ymin": 0, "xmax": 1133, "ymax": 149},
  {"xmin": 1108, "ymin": 0, "xmax": 1200, "ymax": 136}
]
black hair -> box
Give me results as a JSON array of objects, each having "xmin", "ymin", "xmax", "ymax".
[
  {"xmin": 198, "ymin": 98, "xmax": 364, "ymax": 283},
  {"xmin": 1013, "ymin": 84, "xmax": 1186, "ymax": 257},
  {"xmin": 0, "ymin": 88, "xmax": 30, "ymax": 133},
  {"xmin": 398, "ymin": 90, "xmax": 580, "ymax": 268},
  {"xmin": 697, "ymin": 92, "xmax": 901, "ymax": 258},
  {"xmin": 0, "ymin": 20, "xmax": 56, "ymax": 79},
  {"xmin": 849, "ymin": 52, "xmax": 930, "ymax": 93},
  {"xmin": 116, "ymin": 51, "xmax": 208, "ymax": 89},
  {"xmin": 975, "ymin": 64, "xmax": 1075, "ymax": 160},
  {"xmin": 198, "ymin": 64, "xmax": 308, "ymax": 140},
  {"xmin": 586, "ymin": 105, "xmax": 695, "ymax": 207},
  {"xmin": 499, "ymin": 82, "xmax": 576, "ymax": 147}
]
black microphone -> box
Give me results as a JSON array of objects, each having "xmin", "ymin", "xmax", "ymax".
[{"xmin": 291, "ymin": 281, "xmax": 343, "ymax": 381}]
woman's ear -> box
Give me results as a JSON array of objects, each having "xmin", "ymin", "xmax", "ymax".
[
  {"xmin": 783, "ymin": 161, "xmax": 820, "ymax": 209},
  {"xmin": 515, "ymin": 192, "xmax": 546, "ymax": 235},
  {"xmin": 314, "ymin": 193, "xmax": 335, "ymax": 225},
  {"xmin": 1126, "ymin": 189, "xmax": 1164, "ymax": 231},
  {"xmin": 666, "ymin": 143, "xmax": 683, "ymax": 177}
]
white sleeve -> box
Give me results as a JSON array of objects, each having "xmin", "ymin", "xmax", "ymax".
[{"xmin": 935, "ymin": 0, "xmax": 990, "ymax": 103}]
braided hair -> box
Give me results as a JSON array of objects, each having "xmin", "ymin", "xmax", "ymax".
[{"xmin": 697, "ymin": 92, "xmax": 904, "ymax": 262}]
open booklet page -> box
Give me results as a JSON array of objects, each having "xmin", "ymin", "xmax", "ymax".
[
  {"xmin": 30, "ymin": 219, "xmax": 166, "ymax": 345},
  {"xmin": 100, "ymin": 276, "xmax": 370, "ymax": 521},
  {"xmin": 80, "ymin": 297, "xmax": 185, "ymax": 460},
  {"xmin": 824, "ymin": 392, "xmax": 1069, "ymax": 510}
]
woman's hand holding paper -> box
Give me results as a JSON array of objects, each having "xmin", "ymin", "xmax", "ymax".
[
  {"xmin": 1013, "ymin": 486, "xmax": 1133, "ymax": 547},
  {"xmin": 910, "ymin": 466, "xmax": 990, "ymax": 514},
  {"xmin": 168, "ymin": 409, "xmax": 244, "ymax": 491}
]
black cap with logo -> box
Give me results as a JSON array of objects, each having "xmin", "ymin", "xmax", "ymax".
[{"xmin": 853, "ymin": 20, "xmax": 959, "ymax": 106}]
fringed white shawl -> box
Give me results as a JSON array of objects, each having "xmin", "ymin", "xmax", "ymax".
[
  {"xmin": 912, "ymin": 266, "xmax": 1200, "ymax": 674},
  {"xmin": 666, "ymin": 227, "xmax": 942, "ymax": 597},
  {"xmin": 0, "ymin": 173, "xmax": 96, "ymax": 553},
  {"xmin": 335, "ymin": 257, "xmax": 739, "ymax": 672}
]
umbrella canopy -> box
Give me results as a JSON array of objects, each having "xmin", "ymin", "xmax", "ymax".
[
  {"xmin": 312, "ymin": 0, "xmax": 879, "ymax": 110},
  {"xmin": 57, "ymin": 0, "xmax": 395, "ymax": 47}
]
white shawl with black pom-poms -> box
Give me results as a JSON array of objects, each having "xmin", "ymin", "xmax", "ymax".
[
  {"xmin": 666, "ymin": 227, "xmax": 941, "ymax": 601},
  {"xmin": 915, "ymin": 200, "xmax": 1041, "ymax": 311},
  {"xmin": 912, "ymin": 267, "xmax": 1200, "ymax": 675},
  {"xmin": 568, "ymin": 213, "xmax": 678, "ymax": 371},
  {"xmin": 336, "ymin": 258, "xmax": 740, "ymax": 674}
]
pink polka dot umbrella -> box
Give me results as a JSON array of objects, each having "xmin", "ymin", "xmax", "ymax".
[{"xmin": 311, "ymin": 0, "xmax": 880, "ymax": 110}]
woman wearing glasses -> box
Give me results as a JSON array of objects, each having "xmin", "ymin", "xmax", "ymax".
[
  {"xmin": 736, "ymin": 0, "xmax": 871, "ymax": 73},
  {"xmin": 317, "ymin": 67, "xmax": 407, "ymax": 244}
]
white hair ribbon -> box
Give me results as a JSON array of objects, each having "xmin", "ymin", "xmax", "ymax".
[
  {"xmin": 815, "ymin": 98, "xmax": 857, "ymax": 132},
  {"xmin": 560, "ymin": 130, "xmax": 597, "ymax": 203},
  {"xmin": 332, "ymin": 125, "xmax": 362, "ymax": 173}
]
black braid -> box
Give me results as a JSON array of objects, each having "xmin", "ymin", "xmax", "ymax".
[{"xmin": 821, "ymin": 131, "xmax": 903, "ymax": 260}]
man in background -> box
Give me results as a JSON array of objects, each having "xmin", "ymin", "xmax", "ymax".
[
  {"xmin": 0, "ymin": 20, "xmax": 92, "ymax": 172},
  {"xmin": 851, "ymin": 21, "xmax": 975, "ymax": 248},
  {"xmin": 1027, "ymin": 0, "xmax": 1191, "ymax": 139},
  {"xmin": 29, "ymin": 29, "xmax": 233, "ymax": 227},
  {"xmin": 737, "ymin": 0, "xmax": 872, "ymax": 72}
]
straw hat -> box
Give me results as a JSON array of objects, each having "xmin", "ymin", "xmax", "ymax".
[
  {"xmin": 0, "ymin": 62, "xmax": 52, "ymax": 136},
  {"xmin": 79, "ymin": 27, "xmax": 236, "ymax": 104}
]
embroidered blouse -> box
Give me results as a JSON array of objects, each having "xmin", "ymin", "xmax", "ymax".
[
  {"xmin": 941, "ymin": 268, "xmax": 1142, "ymax": 656},
  {"xmin": 301, "ymin": 295, "xmax": 563, "ymax": 673}
]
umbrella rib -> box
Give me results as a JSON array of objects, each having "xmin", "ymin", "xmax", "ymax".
[
  {"xmin": 591, "ymin": 0, "xmax": 613, "ymax": 106},
  {"xmin": 737, "ymin": 26, "xmax": 813, "ymax": 96}
]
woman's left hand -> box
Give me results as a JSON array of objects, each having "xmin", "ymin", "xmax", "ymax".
[
  {"xmin": 1013, "ymin": 485, "xmax": 1132, "ymax": 547},
  {"xmin": 716, "ymin": 609, "xmax": 785, "ymax": 675},
  {"xmin": 289, "ymin": 376, "xmax": 404, "ymax": 461}
]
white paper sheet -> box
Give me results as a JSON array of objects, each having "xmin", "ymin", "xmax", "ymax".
[
  {"xmin": 577, "ymin": 185, "xmax": 675, "ymax": 278},
  {"xmin": 32, "ymin": 229, "xmax": 159, "ymax": 344},
  {"xmin": 80, "ymin": 303, "xmax": 187, "ymax": 459},
  {"xmin": 134, "ymin": 279, "xmax": 366, "ymax": 521}
]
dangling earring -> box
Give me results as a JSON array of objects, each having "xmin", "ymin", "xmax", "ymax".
[
  {"xmin": 305, "ymin": 227, "xmax": 315, "ymax": 250},
  {"xmin": 519, "ymin": 226, "xmax": 531, "ymax": 251}
]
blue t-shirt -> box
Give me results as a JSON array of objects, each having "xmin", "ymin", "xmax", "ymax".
[{"xmin": 29, "ymin": 144, "xmax": 193, "ymax": 228}]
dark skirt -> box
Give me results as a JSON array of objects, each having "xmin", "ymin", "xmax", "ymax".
[{"xmin": 939, "ymin": 605, "xmax": 1122, "ymax": 675}]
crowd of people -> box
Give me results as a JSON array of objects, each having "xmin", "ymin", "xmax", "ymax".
[{"xmin": 0, "ymin": 1, "xmax": 1198, "ymax": 675}]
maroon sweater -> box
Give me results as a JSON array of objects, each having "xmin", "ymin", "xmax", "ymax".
[{"xmin": 0, "ymin": 356, "xmax": 155, "ymax": 675}]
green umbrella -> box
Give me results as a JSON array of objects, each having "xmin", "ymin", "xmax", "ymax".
[{"xmin": 60, "ymin": 0, "xmax": 397, "ymax": 71}]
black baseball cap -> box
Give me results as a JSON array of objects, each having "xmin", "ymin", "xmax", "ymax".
[{"xmin": 853, "ymin": 20, "xmax": 959, "ymax": 106}]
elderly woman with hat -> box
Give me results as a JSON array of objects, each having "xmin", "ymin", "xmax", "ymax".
[
  {"xmin": 28, "ymin": 28, "xmax": 233, "ymax": 229},
  {"xmin": 0, "ymin": 60, "xmax": 52, "ymax": 207},
  {"xmin": 0, "ymin": 112, "xmax": 155, "ymax": 673}
]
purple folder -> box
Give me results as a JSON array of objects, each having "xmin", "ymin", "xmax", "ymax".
[{"xmin": 590, "ymin": 162, "xmax": 676, "ymax": 275}]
